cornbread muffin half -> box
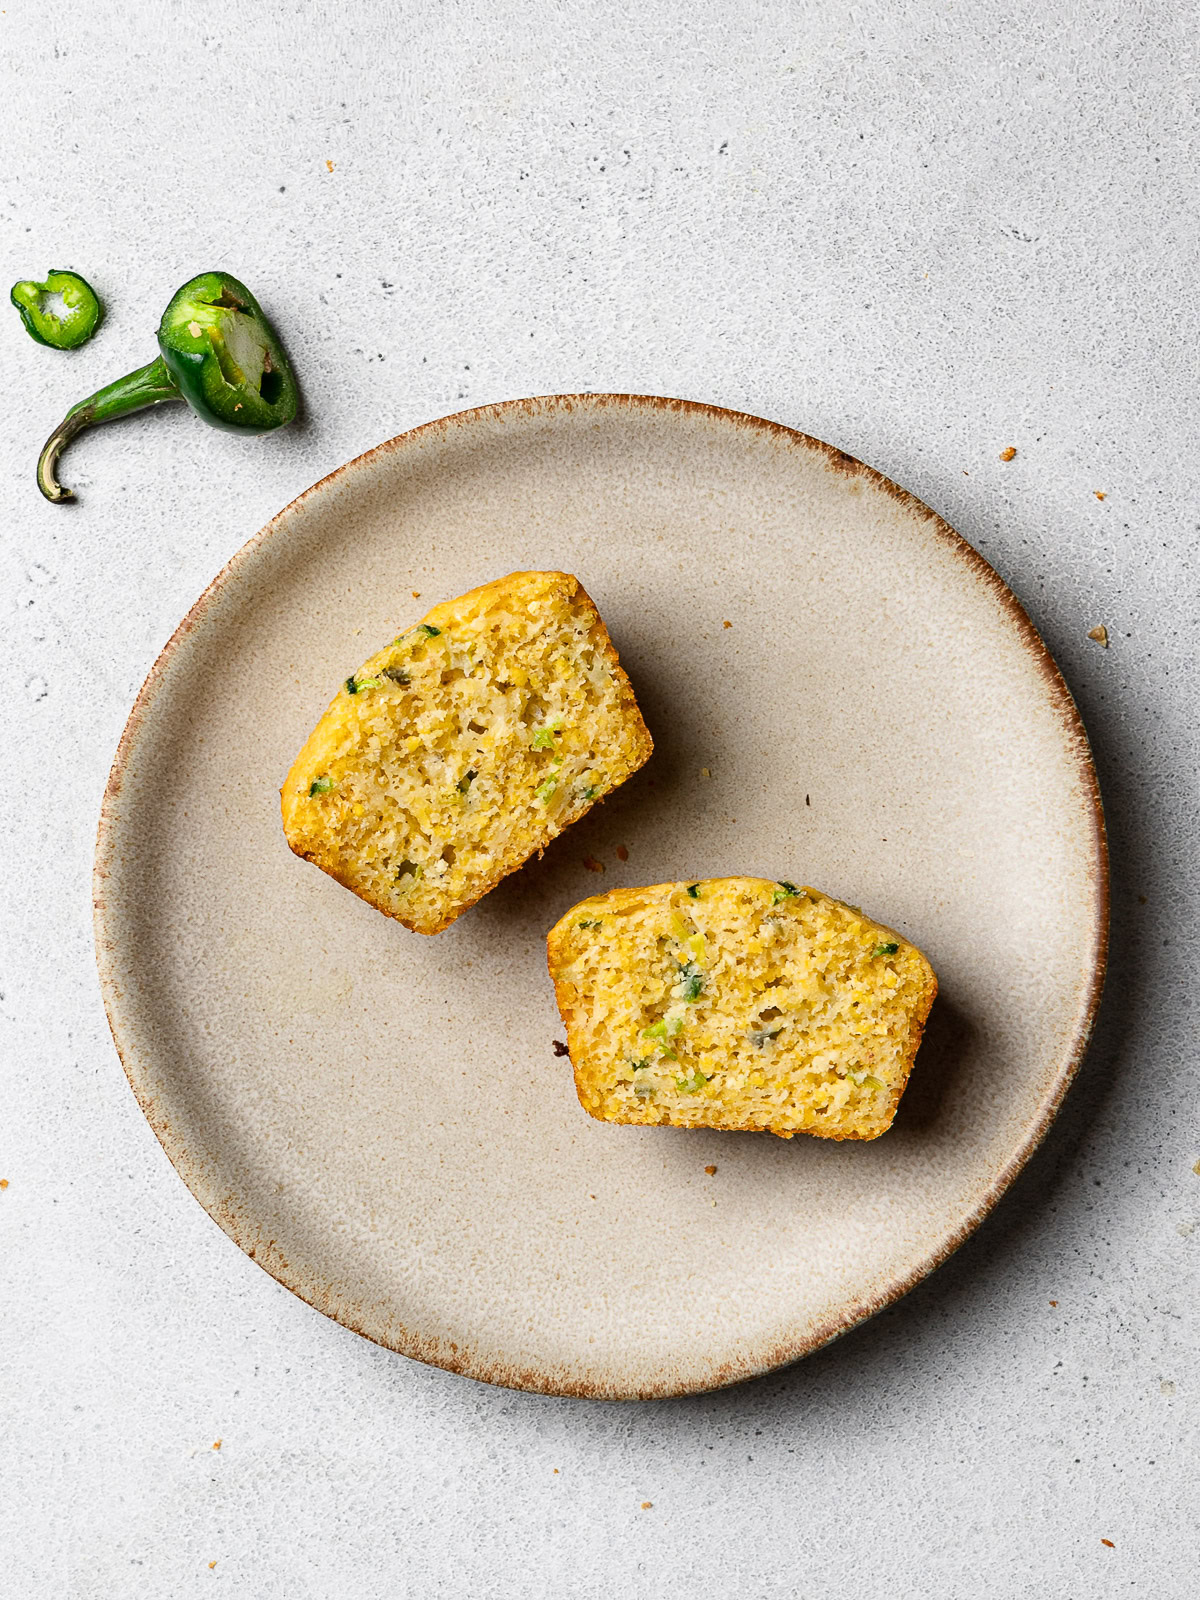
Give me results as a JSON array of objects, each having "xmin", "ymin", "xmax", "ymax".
[
  {"xmin": 282, "ymin": 572, "xmax": 652, "ymax": 934},
  {"xmin": 547, "ymin": 878, "xmax": 937, "ymax": 1140}
]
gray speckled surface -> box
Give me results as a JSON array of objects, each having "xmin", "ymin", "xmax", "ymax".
[{"xmin": 1, "ymin": 1, "xmax": 1196, "ymax": 1593}]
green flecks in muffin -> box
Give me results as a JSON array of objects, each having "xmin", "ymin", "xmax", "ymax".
[
  {"xmin": 530, "ymin": 716, "xmax": 564, "ymax": 750},
  {"xmin": 675, "ymin": 1070, "xmax": 708, "ymax": 1093},
  {"xmin": 346, "ymin": 675, "xmax": 381, "ymax": 694},
  {"xmin": 536, "ymin": 757, "xmax": 564, "ymax": 804},
  {"xmin": 308, "ymin": 776, "xmax": 333, "ymax": 796},
  {"xmin": 677, "ymin": 961, "xmax": 705, "ymax": 1002},
  {"xmin": 633, "ymin": 1080, "xmax": 656, "ymax": 1099},
  {"xmin": 749, "ymin": 1025, "xmax": 784, "ymax": 1048},
  {"xmin": 577, "ymin": 918, "xmax": 603, "ymax": 929},
  {"xmin": 381, "ymin": 666, "xmax": 411, "ymax": 685},
  {"xmin": 686, "ymin": 883, "xmax": 701, "ymax": 898},
  {"xmin": 848, "ymin": 1070, "xmax": 886, "ymax": 1090},
  {"xmin": 393, "ymin": 623, "xmax": 442, "ymax": 647},
  {"xmin": 644, "ymin": 1011, "xmax": 686, "ymax": 1048},
  {"xmin": 871, "ymin": 942, "xmax": 899, "ymax": 957},
  {"xmin": 457, "ymin": 769, "xmax": 477, "ymax": 793},
  {"xmin": 772, "ymin": 881, "xmax": 801, "ymax": 904}
]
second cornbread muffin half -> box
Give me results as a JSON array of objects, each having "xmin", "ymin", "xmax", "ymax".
[
  {"xmin": 547, "ymin": 878, "xmax": 937, "ymax": 1140},
  {"xmin": 282, "ymin": 572, "xmax": 652, "ymax": 934}
]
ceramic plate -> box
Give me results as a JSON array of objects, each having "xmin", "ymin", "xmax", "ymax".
[{"xmin": 94, "ymin": 395, "xmax": 1107, "ymax": 1399}]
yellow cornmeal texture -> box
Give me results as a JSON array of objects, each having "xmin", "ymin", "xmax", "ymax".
[
  {"xmin": 282, "ymin": 572, "xmax": 652, "ymax": 934},
  {"xmin": 547, "ymin": 878, "xmax": 937, "ymax": 1140}
]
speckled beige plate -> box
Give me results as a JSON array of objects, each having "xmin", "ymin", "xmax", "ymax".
[{"xmin": 94, "ymin": 395, "xmax": 1107, "ymax": 1399}]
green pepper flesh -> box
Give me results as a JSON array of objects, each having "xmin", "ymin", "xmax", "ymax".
[
  {"xmin": 157, "ymin": 272, "xmax": 298, "ymax": 434},
  {"xmin": 11, "ymin": 270, "xmax": 103, "ymax": 349}
]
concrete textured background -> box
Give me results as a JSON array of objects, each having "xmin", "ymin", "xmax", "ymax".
[{"xmin": 1, "ymin": 1, "xmax": 1196, "ymax": 1594}]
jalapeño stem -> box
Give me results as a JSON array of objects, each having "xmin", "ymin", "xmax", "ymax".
[{"xmin": 37, "ymin": 355, "xmax": 182, "ymax": 502}]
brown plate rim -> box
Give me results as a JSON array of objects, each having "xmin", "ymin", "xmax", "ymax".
[{"xmin": 93, "ymin": 392, "xmax": 1110, "ymax": 1400}]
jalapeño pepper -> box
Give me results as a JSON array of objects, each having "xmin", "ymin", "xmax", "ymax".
[
  {"xmin": 11, "ymin": 270, "xmax": 103, "ymax": 349},
  {"xmin": 36, "ymin": 271, "xmax": 298, "ymax": 503}
]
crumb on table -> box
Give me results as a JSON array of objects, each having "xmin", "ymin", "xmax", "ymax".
[
  {"xmin": 1094, "ymin": 490, "xmax": 1107, "ymax": 500},
  {"xmin": 999, "ymin": 445, "xmax": 1017, "ymax": 461},
  {"xmin": 616, "ymin": 844, "xmax": 629, "ymax": 861},
  {"xmin": 704, "ymin": 1164, "xmax": 717, "ymax": 1176},
  {"xmin": 1087, "ymin": 625, "xmax": 1109, "ymax": 647},
  {"xmin": 552, "ymin": 1040, "xmax": 570, "ymax": 1057},
  {"xmin": 583, "ymin": 855, "xmax": 604, "ymax": 873}
]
